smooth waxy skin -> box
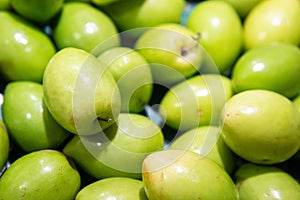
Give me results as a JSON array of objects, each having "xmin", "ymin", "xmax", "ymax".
[
  {"xmin": 53, "ymin": 2, "xmax": 120, "ymax": 56},
  {"xmin": 135, "ymin": 23, "xmax": 203, "ymax": 86},
  {"xmin": 99, "ymin": 0, "xmax": 184, "ymax": 31},
  {"xmin": 43, "ymin": 47, "xmax": 121, "ymax": 135},
  {"xmin": 76, "ymin": 177, "xmax": 148, "ymax": 200},
  {"xmin": 159, "ymin": 74, "xmax": 233, "ymax": 131},
  {"xmin": 0, "ymin": 11, "xmax": 56, "ymax": 82},
  {"xmin": 63, "ymin": 113, "xmax": 164, "ymax": 179},
  {"xmin": 11, "ymin": 0, "xmax": 63, "ymax": 23},
  {"xmin": 187, "ymin": 1, "xmax": 243, "ymax": 73},
  {"xmin": 234, "ymin": 163, "xmax": 300, "ymax": 200},
  {"xmin": 2, "ymin": 81, "xmax": 70, "ymax": 152},
  {"xmin": 98, "ymin": 47, "xmax": 153, "ymax": 113},
  {"xmin": 0, "ymin": 120, "xmax": 9, "ymax": 170},
  {"xmin": 169, "ymin": 126, "xmax": 236, "ymax": 174},
  {"xmin": 221, "ymin": 89, "xmax": 300, "ymax": 164},
  {"xmin": 142, "ymin": 150, "xmax": 238, "ymax": 200},
  {"xmin": 232, "ymin": 43, "xmax": 300, "ymax": 99},
  {"xmin": 0, "ymin": 150, "xmax": 81, "ymax": 200},
  {"xmin": 216, "ymin": 0, "xmax": 262, "ymax": 18},
  {"xmin": 244, "ymin": 0, "xmax": 300, "ymax": 50}
]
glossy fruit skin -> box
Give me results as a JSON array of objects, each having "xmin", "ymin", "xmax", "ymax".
[
  {"xmin": 53, "ymin": 2, "xmax": 120, "ymax": 56},
  {"xmin": 135, "ymin": 23, "xmax": 203, "ymax": 86},
  {"xmin": 142, "ymin": 150, "xmax": 239, "ymax": 200},
  {"xmin": 232, "ymin": 43, "xmax": 300, "ymax": 99},
  {"xmin": 2, "ymin": 81, "xmax": 70, "ymax": 152},
  {"xmin": 159, "ymin": 74, "xmax": 233, "ymax": 131},
  {"xmin": 243, "ymin": 0, "xmax": 300, "ymax": 50},
  {"xmin": 11, "ymin": 0, "xmax": 63, "ymax": 23},
  {"xmin": 0, "ymin": 11, "xmax": 56, "ymax": 82},
  {"xmin": 76, "ymin": 177, "xmax": 148, "ymax": 200},
  {"xmin": 169, "ymin": 125, "xmax": 236, "ymax": 174},
  {"xmin": 43, "ymin": 47, "xmax": 121, "ymax": 135},
  {"xmin": 63, "ymin": 113, "xmax": 164, "ymax": 179},
  {"xmin": 187, "ymin": 0, "xmax": 243, "ymax": 73},
  {"xmin": 0, "ymin": 150, "xmax": 81, "ymax": 200},
  {"xmin": 217, "ymin": 0, "xmax": 262, "ymax": 18},
  {"xmin": 221, "ymin": 89, "xmax": 300, "ymax": 164},
  {"xmin": 234, "ymin": 163, "xmax": 300, "ymax": 200},
  {"xmin": 97, "ymin": 47, "xmax": 153, "ymax": 113},
  {"xmin": 0, "ymin": 120, "xmax": 9, "ymax": 170},
  {"xmin": 98, "ymin": 0, "xmax": 185, "ymax": 31}
]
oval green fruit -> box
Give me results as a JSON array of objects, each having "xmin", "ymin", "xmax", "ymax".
[
  {"xmin": 53, "ymin": 2, "xmax": 120, "ymax": 56},
  {"xmin": 98, "ymin": 47, "xmax": 153, "ymax": 113},
  {"xmin": 232, "ymin": 43, "xmax": 300, "ymax": 98},
  {"xmin": 2, "ymin": 81, "xmax": 70, "ymax": 152},
  {"xmin": 98, "ymin": 0, "xmax": 184, "ymax": 31},
  {"xmin": 186, "ymin": 0, "xmax": 243, "ymax": 73},
  {"xmin": 135, "ymin": 23, "xmax": 203, "ymax": 86},
  {"xmin": 76, "ymin": 177, "xmax": 148, "ymax": 200},
  {"xmin": 11, "ymin": 0, "xmax": 63, "ymax": 23},
  {"xmin": 221, "ymin": 89, "xmax": 300, "ymax": 164},
  {"xmin": 0, "ymin": 11, "xmax": 56, "ymax": 82},
  {"xmin": 159, "ymin": 74, "xmax": 233, "ymax": 131},
  {"xmin": 43, "ymin": 47, "xmax": 121, "ymax": 135},
  {"xmin": 234, "ymin": 163, "xmax": 300, "ymax": 200},
  {"xmin": 243, "ymin": 0, "xmax": 300, "ymax": 49},
  {"xmin": 63, "ymin": 113, "xmax": 164, "ymax": 179},
  {"xmin": 169, "ymin": 125, "xmax": 236, "ymax": 174},
  {"xmin": 0, "ymin": 150, "xmax": 81, "ymax": 200},
  {"xmin": 142, "ymin": 150, "xmax": 239, "ymax": 200},
  {"xmin": 0, "ymin": 120, "xmax": 9, "ymax": 170}
]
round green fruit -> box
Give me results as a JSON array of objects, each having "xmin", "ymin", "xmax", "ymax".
[
  {"xmin": 0, "ymin": 150, "xmax": 81, "ymax": 200},
  {"xmin": 0, "ymin": 0, "xmax": 10, "ymax": 10},
  {"xmin": 53, "ymin": 2, "xmax": 120, "ymax": 56},
  {"xmin": 186, "ymin": 0, "xmax": 243, "ymax": 73},
  {"xmin": 234, "ymin": 163, "xmax": 300, "ymax": 200},
  {"xmin": 232, "ymin": 42, "xmax": 300, "ymax": 99},
  {"xmin": 221, "ymin": 89, "xmax": 300, "ymax": 164},
  {"xmin": 0, "ymin": 11, "xmax": 56, "ymax": 82},
  {"xmin": 98, "ymin": 47, "xmax": 153, "ymax": 113},
  {"xmin": 0, "ymin": 120, "xmax": 9, "ymax": 170},
  {"xmin": 76, "ymin": 177, "xmax": 147, "ymax": 200},
  {"xmin": 169, "ymin": 125, "xmax": 236, "ymax": 174},
  {"xmin": 2, "ymin": 81, "xmax": 70, "ymax": 152},
  {"xmin": 11, "ymin": 0, "xmax": 64, "ymax": 23},
  {"xmin": 43, "ymin": 47, "xmax": 121, "ymax": 135},
  {"xmin": 135, "ymin": 23, "xmax": 203, "ymax": 86},
  {"xmin": 142, "ymin": 150, "xmax": 238, "ymax": 200},
  {"xmin": 216, "ymin": 0, "xmax": 262, "ymax": 18},
  {"xmin": 98, "ymin": 0, "xmax": 185, "ymax": 31},
  {"xmin": 243, "ymin": 0, "xmax": 300, "ymax": 50},
  {"xmin": 63, "ymin": 113, "xmax": 164, "ymax": 179},
  {"xmin": 159, "ymin": 74, "xmax": 233, "ymax": 131}
]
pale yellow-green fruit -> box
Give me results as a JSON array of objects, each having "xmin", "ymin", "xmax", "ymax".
[
  {"xmin": 169, "ymin": 125, "xmax": 236, "ymax": 174},
  {"xmin": 43, "ymin": 47, "xmax": 121, "ymax": 135},
  {"xmin": 98, "ymin": 47, "xmax": 153, "ymax": 113},
  {"xmin": 159, "ymin": 74, "xmax": 233, "ymax": 131},
  {"xmin": 142, "ymin": 150, "xmax": 238, "ymax": 200},
  {"xmin": 221, "ymin": 89, "xmax": 300, "ymax": 164},
  {"xmin": 63, "ymin": 113, "xmax": 164, "ymax": 179},
  {"xmin": 0, "ymin": 150, "xmax": 81, "ymax": 200},
  {"xmin": 243, "ymin": 0, "xmax": 300, "ymax": 49},
  {"xmin": 234, "ymin": 163, "xmax": 300, "ymax": 200},
  {"xmin": 76, "ymin": 177, "xmax": 147, "ymax": 200}
]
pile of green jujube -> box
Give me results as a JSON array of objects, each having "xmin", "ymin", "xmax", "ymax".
[{"xmin": 0, "ymin": 0, "xmax": 299, "ymax": 199}]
